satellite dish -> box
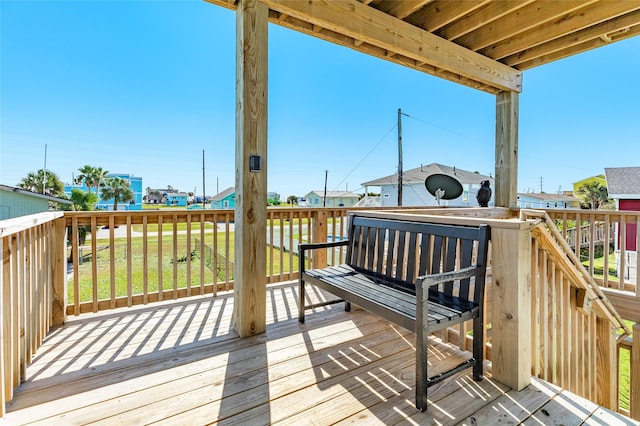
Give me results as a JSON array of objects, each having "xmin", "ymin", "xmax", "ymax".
[{"xmin": 425, "ymin": 174, "xmax": 463, "ymax": 204}]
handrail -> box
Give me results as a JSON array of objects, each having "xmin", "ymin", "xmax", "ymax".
[{"xmin": 0, "ymin": 212, "xmax": 66, "ymax": 417}]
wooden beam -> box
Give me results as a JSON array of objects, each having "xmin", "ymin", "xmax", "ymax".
[
  {"xmin": 457, "ymin": 1, "xmax": 595, "ymax": 52},
  {"xmin": 51, "ymin": 218, "xmax": 67, "ymax": 327},
  {"xmin": 503, "ymin": 10, "xmax": 640, "ymax": 67},
  {"xmin": 437, "ymin": 0, "xmax": 535, "ymax": 41},
  {"xmin": 374, "ymin": 0, "xmax": 431, "ymax": 20},
  {"xmin": 495, "ymin": 91, "xmax": 518, "ymax": 208},
  {"xmin": 406, "ymin": 0, "xmax": 491, "ymax": 33},
  {"xmin": 233, "ymin": 0, "xmax": 268, "ymax": 337},
  {"xmin": 263, "ymin": 0, "xmax": 521, "ymax": 92},
  {"xmin": 481, "ymin": 1, "xmax": 640, "ymax": 60},
  {"xmin": 490, "ymin": 224, "xmax": 532, "ymax": 391}
]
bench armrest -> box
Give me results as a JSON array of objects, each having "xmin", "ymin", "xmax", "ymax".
[
  {"xmin": 416, "ymin": 265, "xmax": 484, "ymax": 290},
  {"xmin": 299, "ymin": 240, "xmax": 350, "ymax": 252}
]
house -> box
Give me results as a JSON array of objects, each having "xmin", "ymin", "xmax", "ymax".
[
  {"xmin": 0, "ymin": 184, "xmax": 72, "ymax": 220},
  {"xmin": 517, "ymin": 192, "xmax": 580, "ymax": 209},
  {"xmin": 166, "ymin": 192, "xmax": 189, "ymax": 207},
  {"xmin": 304, "ymin": 190, "xmax": 360, "ymax": 208},
  {"xmin": 210, "ymin": 187, "xmax": 236, "ymax": 209},
  {"xmin": 361, "ymin": 163, "xmax": 494, "ymax": 207},
  {"xmin": 572, "ymin": 174, "xmax": 607, "ymax": 196},
  {"xmin": 605, "ymin": 166, "xmax": 640, "ymax": 254},
  {"xmin": 64, "ymin": 173, "xmax": 143, "ymax": 211}
]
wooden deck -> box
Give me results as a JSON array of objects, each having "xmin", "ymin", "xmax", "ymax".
[{"xmin": 3, "ymin": 281, "xmax": 637, "ymax": 426}]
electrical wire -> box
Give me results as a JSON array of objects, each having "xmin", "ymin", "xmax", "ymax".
[{"xmin": 332, "ymin": 123, "xmax": 397, "ymax": 191}]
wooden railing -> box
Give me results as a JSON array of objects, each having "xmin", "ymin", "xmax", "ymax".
[
  {"xmin": 63, "ymin": 208, "xmax": 359, "ymax": 315},
  {"xmin": 545, "ymin": 209, "xmax": 640, "ymax": 292},
  {"xmin": 0, "ymin": 212, "xmax": 66, "ymax": 417},
  {"xmin": 521, "ymin": 210, "xmax": 632, "ymax": 414},
  {"xmin": 2, "ymin": 206, "xmax": 639, "ymax": 420}
]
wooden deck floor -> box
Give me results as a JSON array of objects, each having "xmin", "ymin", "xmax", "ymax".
[{"xmin": 3, "ymin": 281, "xmax": 637, "ymax": 425}]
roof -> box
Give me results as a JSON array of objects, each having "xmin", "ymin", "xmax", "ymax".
[
  {"xmin": 362, "ymin": 163, "xmax": 493, "ymax": 187},
  {"xmin": 0, "ymin": 184, "xmax": 73, "ymax": 204},
  {"xmin": 307, "ymin": 190, "xmax": 360, "ymax": 199},
  {"xmin": 518, "ymin": 192, "xmax": 580, "ymax": 202},
  {"xmin": 211, "ymin": 187, "xmax": 236, "ymax": 201},
  {"xmin": 206, "ymin": 0, "xmax": 640, "ymax": 94},
  {"xmin": 604, "ymin": 167, "xmax": 640, "ymax": 197}
]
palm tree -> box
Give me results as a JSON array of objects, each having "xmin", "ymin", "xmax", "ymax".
[
  {"xmin": 100, "ymin": 177, "xmax": 133, "ymax": 211},
  {"xmin": 18, "ymin": 169, "xmax": 65, "ymax": 196},
  {"xmin": 577, "ymin": 182, "xmax": 610, "ymax": 210},
  {"xmin": 75, "ymin": 165, "xmax": 109, "ymax": 194}
]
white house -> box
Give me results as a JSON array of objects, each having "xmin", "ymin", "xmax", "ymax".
[
  {"xmin": 361, "ymin": 163, "xmax": 494, "ymax": 207},
  {"xmin": 304, "ymin": 190, "xmax": 360, "ymax": 208}
]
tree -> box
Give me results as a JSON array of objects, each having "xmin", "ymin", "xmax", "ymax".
[
  {"xmin": 17, "ymin": 169, "xmax": 65, "ymax": 196},
  {"xmin": 577, "ymin": 182, "xmax": 610, "ymax": 210},
  {"xmin": 286, "ymin": 195, "xmax": 298, "ymax": 206},
  {"xmin": 70, "ymin": 188, "xmax": 98, "ymax": 211},
  {"xmin": 101, "ymin": 177, "xmax": 133, "ymax": 211},
  {"xmin": 75, "ymin": 165, "xmax": 109, "ymax": 194}
]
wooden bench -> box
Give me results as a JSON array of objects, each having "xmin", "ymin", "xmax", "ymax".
[{"xmin": 298, "ymin": 213, "xmax": 491, "ymax": 411}]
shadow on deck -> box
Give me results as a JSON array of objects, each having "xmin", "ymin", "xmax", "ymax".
[{"xmin": 4, "ymin": 281, "xmax": 636, "ymax": 425}]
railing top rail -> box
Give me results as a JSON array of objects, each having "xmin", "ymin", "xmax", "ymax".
[
  {"xmin": 0, "ymin": 211, "xmax": 63, "ymax": 237},
  {"xmin": 353, "ymin": 207, "xmax": 530, "ymax": 230}
]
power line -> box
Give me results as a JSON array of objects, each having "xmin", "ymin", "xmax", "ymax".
[
  {"xmin": 332, "ymin": 123, "xmax": 397, "ymax": 191},
  {"xmin": 402, "ymin": 112, "xmax": 484, "ymax": 143}
]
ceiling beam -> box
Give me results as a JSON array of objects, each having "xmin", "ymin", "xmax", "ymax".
[
  {"xmin": 373, "ymin": 0, "xmax": 432, "ymax": 20},
  {"xmin": 456, "ymin": 1, "xmax": 595, "ymax": 52},
  {"xmin": 481, "ymin": 1, "xmax": 640, "ymax": 60},
  {"xmin": 406, "ymin": 0, "xmax": 491, "ymax": 33},
  {"xmin": 437, "ymin": 0, "xmax": 535, "ymax": 41},
  {"xmin": 264, "ymin": 0, "xmax": 522, "ymax": 93},
  {"xmin": 503, "ymin": 10, "xmax": 640, "ymax": 68}
]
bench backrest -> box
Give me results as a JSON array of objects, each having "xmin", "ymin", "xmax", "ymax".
[{"xmin": 345, "ymin": 214, "xmax": 490, "ymax": 303}]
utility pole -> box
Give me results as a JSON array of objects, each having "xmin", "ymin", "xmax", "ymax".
[
  {"xmin": 323, "ymin": 170, "xmax": 328, "ymax": 207},
  {"xmin": 539, "ymin": 176, "xmax": 544, "ymax": 193},
  {"xmin": 202, "ymin": 150, "xmax": 206, "ymax": 209},
  {"xmin": 398, "ymin": 108, "xmax": 408, "ymax": 206},
  {"xmin": 43, "ymin": 144, "xmax": 47, "ymax": 194}
]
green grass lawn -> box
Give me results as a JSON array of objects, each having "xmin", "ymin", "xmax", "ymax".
[{"xmin": 69, "ymin": 232, "xmax": 300, "ymax": 304}]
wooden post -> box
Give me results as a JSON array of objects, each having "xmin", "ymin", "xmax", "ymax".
[
  {"xmin": 595, "ymin": 317, "xmax": 617, "ymax": 409},
  {"xmin": 490, "ymin": 224, "xmax": 531, "ymax": 390},
  {"xmin": 631, "ymin": 323, "xmax": 640, "ymax": 420},
  {"xmin": 233, "ymin": 0, "xmax": 268, "ymax": 337},
  {"xmin": 311, "ymin": 210, "xmax": 328, "ymax": 269},
  {"xmin": 495, "ymin": 91, "xmax": 519, "ymax": 208},
  {"xmin": 51, "ymin": 218, "xmax": 67, "ymax": 327}
]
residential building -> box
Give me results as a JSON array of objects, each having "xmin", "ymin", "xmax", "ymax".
[
  {"xmin": 0, "ymin": 184, "xmax": 72, "ymax": 220},
  {"xmin": 211, "ymin": 187, "xmax": 236, "ymax": 209},
  {"xmin": 303, "ymin": 191, "xmax": 360, "ymax": 208},
  {"xmin": 166, "ymin": 192, "xmax": 189, "ymax": 207},
  {"xmin": 362, "ymin": 163, "xmax": 494, "ymax": 207},
  {"xmin": 572, "ymin": 174, "xmax": 607, "ymax": 196},
  {"xmin": 517, "ymin": 192, "xmax": 580, "ymax": 209},
  {"xmin": 64, "ymin": 173, "xmax": 143, "ymax": 211}
]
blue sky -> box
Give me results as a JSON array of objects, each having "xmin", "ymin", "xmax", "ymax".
[{"xmin": 1, "ymin": 1, "xmax": 639, "ymax": 199}]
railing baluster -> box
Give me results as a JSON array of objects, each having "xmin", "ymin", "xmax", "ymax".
[
  {"xmin": 143, "ymin": 215, "xmax": 148, "ymax": 304},
  {"xmin": 126, "ymin": 214, "xmax": 132, "ymax": 306},
  {"xmin": 157, "ymin": 215, "xmax": 163, "ymax": 301}
]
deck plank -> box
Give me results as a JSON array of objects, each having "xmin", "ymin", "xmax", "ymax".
[{"xmin": 2, "ymin": 281, "xmax": 636, "ymax": 426}]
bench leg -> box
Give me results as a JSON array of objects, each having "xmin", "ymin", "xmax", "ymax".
[
  {"xmin": 344, "ymin": 301, "xmax": 351, "ymax": 312},
  {"xmin": 298, "ymin": 278, "xmax": 306, "ymax": 323},
  {"xmin": 415, "ymin": 318, "xmax": 428, "ymax": 411},
  {"xmin": 472, "ymin": 314, "xmax": 484, "ymax": 381}
]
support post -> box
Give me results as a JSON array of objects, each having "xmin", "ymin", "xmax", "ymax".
[
  {"xmin": 311, "ymin": 210, "xmax": 328, "ymax": 269},
  {"xmin": 495, "ymin": 91, "xmax": 519, "ymax": 208},
  {"xmin": 631, "ymin": 323, "xmax": 640, "ymax": 420},
  {"xmin": 595, "ymin": 317, "xmax": 617, "ymax": 409},
  {"xmin": 233, "ymin": 0, "xmax": 268, "ymax": 337},
  {"xmin": 51, "ymin": 218, "xmax": 67, "ymax": 326},
  {"xmin": 490, "ymin": 224, "xmax": 532, "ymax": 390}
]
